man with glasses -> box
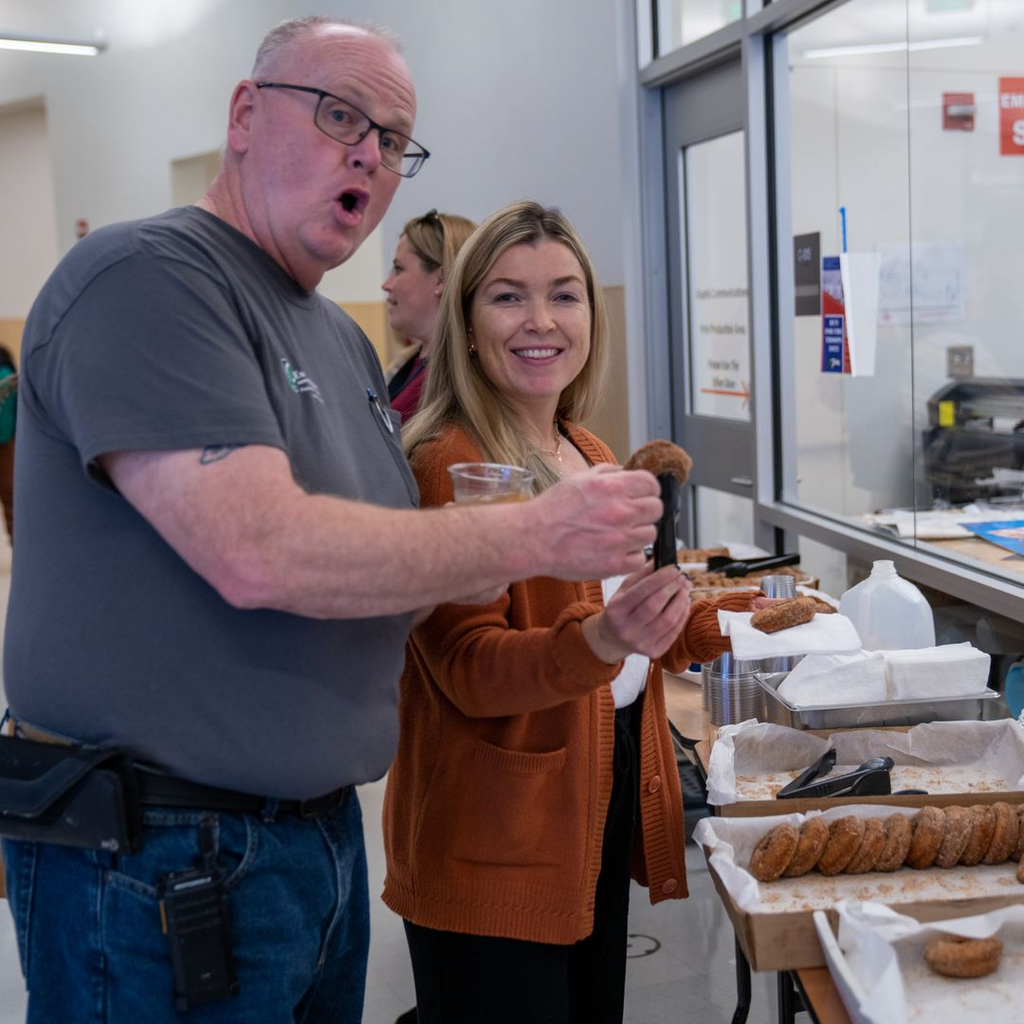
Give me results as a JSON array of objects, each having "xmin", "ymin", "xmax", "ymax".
[{"xmin": 3, "ymin": 15, "xmax": 663, "ymax": 1023}]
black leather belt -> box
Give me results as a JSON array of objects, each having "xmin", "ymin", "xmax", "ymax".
[
  {"xmin": 135, "ymin": 769, "xmax": 351, "ymax": 819},
  {"xmin": 11, "ymin": 720, "xmax": 350, "ymax": 820}
]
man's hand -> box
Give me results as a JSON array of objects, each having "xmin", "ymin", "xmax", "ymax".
[
  {"xmin": 525, "ymin": 465, "xmax": 661, "ymax": 581},
  {"xmin": 581, "ymin": 563, "xmax": 692, "ymax": 664}
]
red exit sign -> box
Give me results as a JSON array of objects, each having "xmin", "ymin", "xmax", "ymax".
[{"xmin": 999, "ymin": 77, "xmax": 1024, "ymax": 155}]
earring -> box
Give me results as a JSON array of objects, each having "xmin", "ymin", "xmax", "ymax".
[{"xmin": 468, "ymin": 343, "xmax": 477, "ymax": 355}]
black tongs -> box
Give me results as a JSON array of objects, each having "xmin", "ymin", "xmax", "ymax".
[
  {"xmin": 776, "ymin": 748, "xmax": 894, "ymax": 800},
  {"xmin": 653, "ymin": 474, "xmax": 680, "ymax": 569},
  {"xmin": 705, "ymin": 552, "xmax": 801, "ymax": 578}
]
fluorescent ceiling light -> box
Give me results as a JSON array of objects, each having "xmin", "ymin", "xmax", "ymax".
[
  {"xmin": 0, "ymin": 33, "xmax": 106, "ymax": 56},
  {"xmin": 803, "ymin": 35, "xmax": 983, "ymax": 59}
]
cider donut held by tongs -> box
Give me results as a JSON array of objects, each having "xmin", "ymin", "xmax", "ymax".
[{"xmin": 623, "ymin": 440, "xmax": 692, "ymax": 570}]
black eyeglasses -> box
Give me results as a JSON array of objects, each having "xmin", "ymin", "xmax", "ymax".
[{"xmin": 256, "ymin": 82, "xmax": 430, "ymax": 179}]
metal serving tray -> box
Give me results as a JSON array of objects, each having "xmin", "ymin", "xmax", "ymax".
[{"xmin": 754, "ymin": 672, "xmax": 1001, "ymax": 731}]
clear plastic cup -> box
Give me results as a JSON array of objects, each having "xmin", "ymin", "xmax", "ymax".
[{"xmin": 448, "ymin": 463, "xmax": 534, "ymax": 504}]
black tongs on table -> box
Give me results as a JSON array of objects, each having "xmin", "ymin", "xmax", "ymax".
[
  {"xmin": 705, "ymin": 552, "xmax": 801, "ymax": 578},
  {"xmin": 776, "ymin": 748, "xmax": 894, "ymax": 800}
]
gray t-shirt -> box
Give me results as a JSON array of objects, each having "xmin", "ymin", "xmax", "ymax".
[{"xmin": 5, "ymin": 207, "xmax": 418, "ymax": 798}]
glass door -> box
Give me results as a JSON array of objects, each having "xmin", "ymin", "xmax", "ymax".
[{"xmin": 663, "ymin": 59, "xmax": 755, "ymax": 548}]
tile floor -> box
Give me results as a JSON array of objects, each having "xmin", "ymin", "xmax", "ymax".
[{"xmin": 0, "ymin": 550, "xmax": 780, "ymax": 1022}]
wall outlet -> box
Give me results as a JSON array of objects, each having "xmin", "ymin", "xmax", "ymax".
[{"xmin": 947, "ymin": 345, "xmax": 974, "ymax": 378}]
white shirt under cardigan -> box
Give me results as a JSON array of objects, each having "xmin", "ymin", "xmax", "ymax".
[{"xmin": 602, "ymin": 576, "xmax": 651, "ymax": 708}]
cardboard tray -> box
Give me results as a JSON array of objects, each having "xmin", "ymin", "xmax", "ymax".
[
  {"xmin": 708, "ymin": 721, "xmax": 1024, "ymax": 817},
  {"xmin": 698, "ymin": 809, "xmax": 1024, "ymax": 972},
  {"xmin": 706, "ymin": 855, "xmax": 1024, "ymax": 972}
]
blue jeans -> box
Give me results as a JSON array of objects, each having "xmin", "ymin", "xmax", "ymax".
[{"xmin": 3, "ymin": 791, "xmax": 369, "ymax": 1023}]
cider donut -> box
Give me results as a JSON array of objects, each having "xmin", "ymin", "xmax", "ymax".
[
  {"xmin": 844, "ymin": 817, "xmax": 886, "ymax": 875},
  {"xmin": 1017, "ymin": 855, "xmax": 1024, "ymax": 885},
  {"xmin": 924, "ymin": 935, "xmax": 1003, "ymax": 979},
  {"xmin": 875, "ymin": 813, "xmax": 913, "ymax": 873},
  {"xmin": 1009, "ymin": 805, "xmax": 1024, "ymax": 862},
  {"xmin": 933, "ymin": 805, "xmax": 974, "ymax": 869},
  {"xmin": 817, "ymin": 816, "xmax": 865, "ymax": 876},
  {"xmin": 783, "ymin": 817, "xmax": 830, "ymax": 878},
  {"xmin": 983, "ymin": 802, "xmax": 1018, "ymax": 865},
  {"xmin": 749, "ymin": 823, "xmax": 799, "ymax": 882},
  {"xmin": 905, "ymin": 806, "xmax": 945, "ymax": 869},
  {"xmin": 750, "ymin": 596, "xmax": 818, "ymax": 634},
  {"xmin": 960, "ymin": 805, "xmax": 996, "ymax": 867},
  {"xmin": 622, "ymin": 440, "xmax": 692, "ymax": 485}
]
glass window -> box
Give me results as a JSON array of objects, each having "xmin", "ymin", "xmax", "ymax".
[
  {"xmin": 684, "ymin": 131, "xmax": 751, "ymax": 422},
  {"xmin": 694, "ymin": 487, "xmax": 754, "ymax": 548},
  {"xmin": 657, "ymin": 0, "xmax": 742, "ymax": 55},
  {"xmin": 776, "ymin": 0, "xmax": 1024, "ymax": 589}
]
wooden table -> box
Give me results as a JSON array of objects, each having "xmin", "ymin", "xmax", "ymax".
[
  {"xmin": 793, "ymin": 969, "xmax": 854, "ymax": 1024},
  {"xmin": 664, "ymin": 671, "xmax": 853, "ymax": 1024}
]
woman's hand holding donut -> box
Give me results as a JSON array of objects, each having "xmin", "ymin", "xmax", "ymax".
[{"xmin": 581, "ymin": 563, "xmax": 692, "ymax": 664}]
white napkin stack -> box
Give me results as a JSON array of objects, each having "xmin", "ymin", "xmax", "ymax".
[
  {"xmin": 777, "ymin": 652, "xmax": 887, "ymax": 706},
  {"xmin": 773, "ymin": 643, "xmax": 990, "ymax": 708},
  {"xmin": 884, "ymin": 642, "xmax": 990, "ymax": 700}
]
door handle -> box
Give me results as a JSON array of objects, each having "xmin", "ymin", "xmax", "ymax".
[{"xmin": 729, "ymin": 476, "xmax": 753, "ymax": 488}]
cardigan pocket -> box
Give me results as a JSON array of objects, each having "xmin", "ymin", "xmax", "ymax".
[{"xmin": 453, "ymin": 739, "xmax": 569, "ymax": 868}]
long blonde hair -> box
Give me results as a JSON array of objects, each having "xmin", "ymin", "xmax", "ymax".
[{"xmin": 403, "ymin": 200, "xmax": 609, "ymax": 494}]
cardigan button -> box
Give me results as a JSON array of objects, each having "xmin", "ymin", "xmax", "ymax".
[
  {"xmin": 662, "ymin": 878, "xmax": 678, "ymax": 895},
  {"xmin": 647, "ymin": 775, "xmax": 661, "ymax": 794}
]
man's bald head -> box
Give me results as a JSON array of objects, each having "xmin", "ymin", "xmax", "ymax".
[{"xmin": 251, "ymin": 15, "xmax": 402, "ymax": 80}]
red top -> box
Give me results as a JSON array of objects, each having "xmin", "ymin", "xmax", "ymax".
[{"xmin": 389, "ymin": 357, "xmax": 428, "ymax": 423}]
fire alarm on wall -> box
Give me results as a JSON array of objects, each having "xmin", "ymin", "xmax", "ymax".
[
  {"xmin": 75, "ymin": 218, "xmax": 89, "ymax": 239},
  {"xmin": 943, "ymin": 92, "xmax": 975, "ymax": 131}
]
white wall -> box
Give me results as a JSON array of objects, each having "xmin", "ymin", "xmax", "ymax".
[
  {"xmin": 0, "ymin": 103, "xmax": 59, "ymax": 317},
  {"xmin": 0, "ymin": 0, "xmax": 636, "ymax": 314}
]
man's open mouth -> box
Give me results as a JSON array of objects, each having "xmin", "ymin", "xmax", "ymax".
[{"xmin": 339, "ymin": 190, "xmax": 368, "ymax": 214}]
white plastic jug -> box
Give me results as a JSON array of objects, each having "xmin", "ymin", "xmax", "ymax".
[{"xmin": 838, "ymin": 560, "xmax": 936, "ymax": 651}]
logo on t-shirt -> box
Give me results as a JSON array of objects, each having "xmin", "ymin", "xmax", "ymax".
[{"xmin": 280, "ymin": 358, "xmax": 324, "ymax": 404}]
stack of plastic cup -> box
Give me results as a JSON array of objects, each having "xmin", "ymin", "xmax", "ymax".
[
  {"xmin": 701, "ymin": 651, "xmax": 765, "ymax": 725},
  {"xmin": 758, "ymin": 573, "xmax": 801, "ymax": 676}
]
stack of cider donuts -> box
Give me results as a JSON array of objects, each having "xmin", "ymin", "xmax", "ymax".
[{"xmin": 748, "ymin": 803, "xmax": 1024, "ymax": 882}]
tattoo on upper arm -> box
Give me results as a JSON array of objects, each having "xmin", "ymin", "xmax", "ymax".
[{"xmin": 200, "ymin": 445, "xmax": 246, "ymax": 465}]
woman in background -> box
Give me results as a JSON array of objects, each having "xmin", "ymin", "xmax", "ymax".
[
  {"xmin": 383, "ymin": 201, "xmax": 765, "ymax": 1024},
  {"xmin": 383, "ymin": 209, "xmax": 476, "ymax": 422}
]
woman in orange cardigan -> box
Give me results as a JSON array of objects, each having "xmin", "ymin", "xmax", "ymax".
[{"xmin": 382, "ymin": 201, "xmax": 762, "ymax": 1024}]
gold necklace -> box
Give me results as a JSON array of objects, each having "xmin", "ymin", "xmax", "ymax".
[{"xmin": 537, "ymin": 423, "xmax": 563, "ymax": 466}]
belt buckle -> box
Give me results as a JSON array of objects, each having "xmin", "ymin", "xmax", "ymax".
[{"xmin": 297, "ymin": 786, "xmax": 347, "ymax": 819}]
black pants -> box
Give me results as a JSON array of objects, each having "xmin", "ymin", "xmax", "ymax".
[{"xmin": 404, "ymin": 702, "xmax": 641, "ymax": 1024}]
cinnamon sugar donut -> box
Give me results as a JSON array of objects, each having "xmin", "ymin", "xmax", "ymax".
[
  {"xmin": 933, "ymin": 805, "xmax": 974, "ymax": 869},
  {"xmin": 983, "ymin": 802, "xmax": 1018, "ymax": 865},
  {"xmin": 875, "ymin": 813, "xmax": 912, "ymax": 873},
  {"xmin": 924, "ymin": 935, "xmax": 1003, "ymax": 978},
  {"xmin": 844, "ymin": 817, "xmax": 886, "ymax": 875},
  {"xmin": 905, "ymin": 806, "xmax": 945, "ymax": 869},
  {"xmin": 622, "ymin": 440, "xmax": 692, "ymax": 484},
  {"xmin": 783, "ymin": 818, "xmax": 830, "ymax": 878},
  {"xmin": 817, "ymin": 816, "xmax": 866, "ymax": 876},
  {"xmin": 1011, "ymin": 806, "xmax": 1024, "ymax": 863},
  {"xmin": 749, "ymin": 823, "xmax": 799, "ymax": 882},
  {"xmin": 960, "ymin": 805, "xmax": 997, "ymax": 867},
  {"xmin": 750, "ymin": 596, "xmax": 817, "ymax": 634}
]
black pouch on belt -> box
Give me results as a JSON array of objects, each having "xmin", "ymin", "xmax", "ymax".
[{"xmin": 0, "ymin": 734, "xmax": 141, "ymax": 853}]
